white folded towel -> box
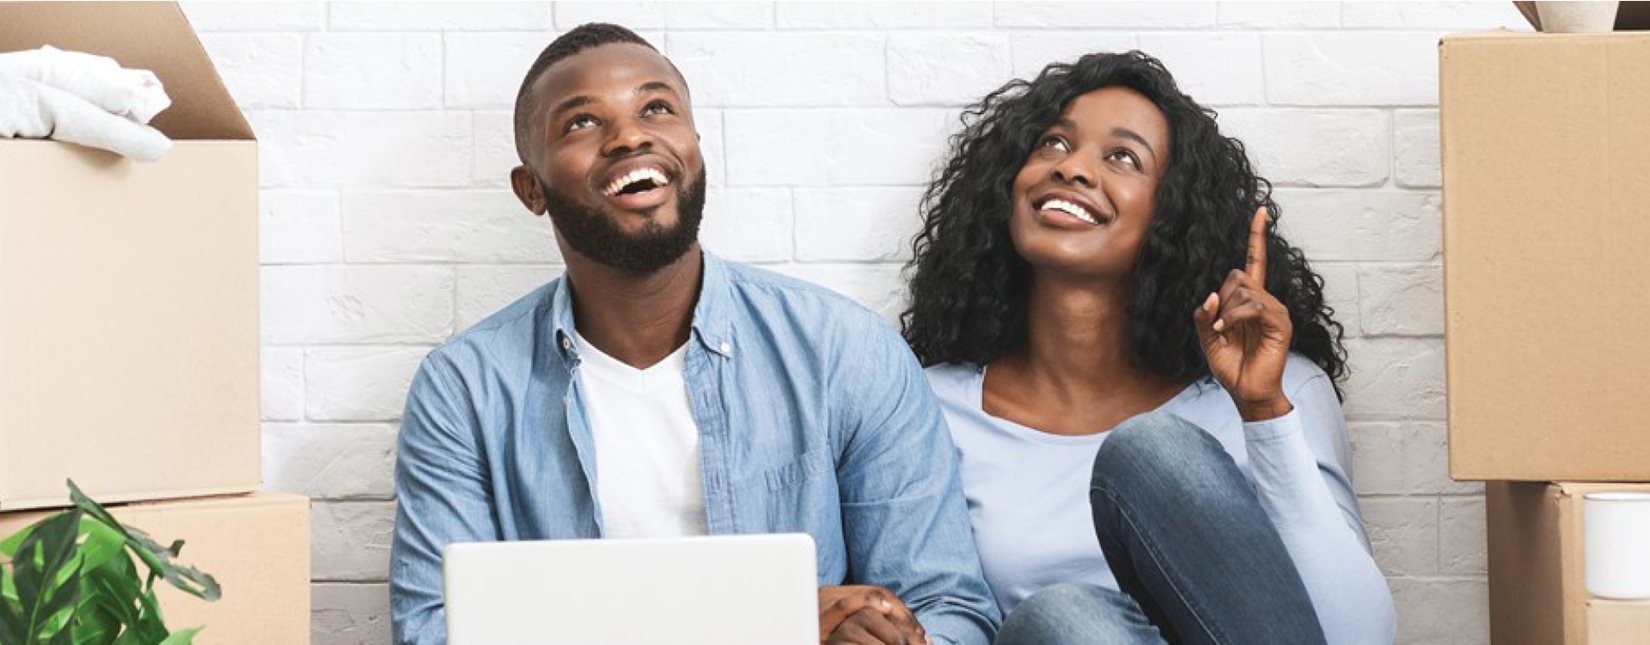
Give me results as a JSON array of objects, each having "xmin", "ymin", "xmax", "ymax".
[
  {"xmin": 0, "ymin": 46, "xmax": 173, "ymax": 161},
  {"xmin": 0, "ymin": 46, "xmax": 171, "ymax": 123},
  {"xmin": 0, "ymin": 76, "xmax": 172, "ymax": 161}
]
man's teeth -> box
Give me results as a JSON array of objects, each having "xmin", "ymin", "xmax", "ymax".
[
  {"xmin": 604, "ymin": 167, "xmax": 670, "ymax": 196},
  {"xmin": 1041, "ymin": 198, "xmax": 1099, "ymax": 225}
]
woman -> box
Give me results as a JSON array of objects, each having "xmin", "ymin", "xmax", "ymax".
[{"xmin": 902, "ymin": 51, "xmax": 1396, "ymax": 644}]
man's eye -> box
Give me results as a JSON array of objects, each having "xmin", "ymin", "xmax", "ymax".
[
  {"xmin": 643, "ymin": 100, "xmax": 674, "ymax": 116},
  {"xmin": 566, "ymin": 115, "xmax": 598, "ymax": 132}
]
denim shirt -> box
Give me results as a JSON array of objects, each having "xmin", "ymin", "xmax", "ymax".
[{"xmin": 389, "ymin": 251, "xmax": 1000, "ymax": 644}]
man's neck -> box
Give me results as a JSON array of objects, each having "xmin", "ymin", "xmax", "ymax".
[{"xmin": 564, "ymin": 245, "xmax": 703, "ymax": 369}]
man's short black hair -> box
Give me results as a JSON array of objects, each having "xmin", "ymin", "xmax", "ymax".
[{"xmin": 513, "ymin": 23, "xmax": 660, "ymax": 164}]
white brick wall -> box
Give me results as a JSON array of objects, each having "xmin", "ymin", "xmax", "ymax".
[{"xmin": 179, "ymin": 2, "xmax": 1533, "ymax": 641}]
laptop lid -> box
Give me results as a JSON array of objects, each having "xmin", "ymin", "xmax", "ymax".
[{"xmin": 443, "ymin": 533, "xmax": 818, "ymax": 644}]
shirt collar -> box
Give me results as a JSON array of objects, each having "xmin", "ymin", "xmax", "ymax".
[{"xmin": 549, "ymin": 249, "xmax": 735, "ymax": 363}]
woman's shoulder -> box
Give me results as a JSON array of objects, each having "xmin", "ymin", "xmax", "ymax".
[{"xmin": 923, "ymin": 362, "xmax": 983, "ymax": 402}]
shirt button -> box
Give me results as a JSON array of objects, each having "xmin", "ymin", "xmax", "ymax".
[
  {"xmin": 719, "ymin": 341, "xmax": 731, "ymax": 355},
  {"xmin": 561, "ymin": 336, "xmax": 571, "ymax": 351}
]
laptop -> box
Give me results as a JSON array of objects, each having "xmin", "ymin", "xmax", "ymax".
[{"xmin": 443, "ymin": 533, "xmax": 819, "ymax": 644}]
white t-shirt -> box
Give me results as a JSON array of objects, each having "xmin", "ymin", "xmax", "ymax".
[{"xmin": 572, "ymin": 332, "xmax": 708, "ymax": 538}]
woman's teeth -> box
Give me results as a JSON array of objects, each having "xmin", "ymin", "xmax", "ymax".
[
  {"xmin": 603, "ymin": 167, "xmax": 670, "ymax": 196},
  {"xmin": 1041, "ymin": 198, "xmax": 1099, "ymax": 225}
]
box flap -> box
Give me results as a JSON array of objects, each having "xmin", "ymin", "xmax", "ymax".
[{"xmin": 0, "ymin": 1, "xmax": 253, "ymax": 141}]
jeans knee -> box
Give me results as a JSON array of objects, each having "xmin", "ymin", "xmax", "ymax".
[
  {"xmin": 1091, "ymin": 411, "xmax": 1214, "ymax": 490},
  {"xmin": 999, "ymin": 584, "xmax": 1155, "ymax": 645}
]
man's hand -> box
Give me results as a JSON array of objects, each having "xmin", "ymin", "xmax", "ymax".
[{"xmin": 819, "ymin": 585, "xmax": 928, "ymax": 645}]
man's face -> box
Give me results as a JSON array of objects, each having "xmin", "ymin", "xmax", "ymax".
[{"xmin": 511, "ymin": 43, "xmax": 706, "ymax": 273}]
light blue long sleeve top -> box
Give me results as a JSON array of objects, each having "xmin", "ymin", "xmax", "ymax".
[
  {"xmin": 390, "ymin": 251, "xmax": 999, "ymax": 644},
  {"xmin": 927, "ymin": 354, "xmax": 1397, "ymax": 644}
]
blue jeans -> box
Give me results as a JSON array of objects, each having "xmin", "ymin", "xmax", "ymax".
[{"xmin": 997, "ymin": 411, "xmax": 1326, "ymax": 645}]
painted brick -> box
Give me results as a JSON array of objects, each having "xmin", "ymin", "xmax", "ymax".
[
  {"xmin": 1273, "ymin": 189, "xmax": 1440, "ymax": 262},
  {"xmin": 311, "ymin": 502, "xmax": 395, "ymax": 582},
  {"xmin": 305, "ymin": 34, "xmax": 443, "ymax": 109},
  {"xmin": 771, "ymin": 263, "xmax": 909, "ymax": 324},
  {"xmin": 888, "ymin": 34, "xmax": 1013, "ymax": 107},
  {"xmin": 1314, "ymin": 262, "xmax": 1362, "ymax": 338},
  {"xmin": 1215, "ymin": 1, "xmax": 1340, "ymax": 29},
  {"xmin": 778, "ymin": 2, "xmax": 994, "ymax": 29},
  {"xmin": 1010, "ymin": 32, "xmax": 1138, "ymax": 80},
  {"xmin": 794, "ymin": 187, "xmax": 924, "ymax": 262},
  {"xmin": 342, "ymin": 190, "xmax": 557, "ymax": 264},
  {"xmin": 199, "ymin": 33, "xmax": 303, "ymax": 109},
  {"xmin": 666, "ymin": 33, "xmax": 886, "ymax": 107},
  {"xmin": 1359, "ymin": 264, "xmax": 1443, "ymax": 337},
  {"xmin": 252, "ymin": 111, "xmax": 474, "ymax": 188},
  {"xmin": 701, "ymin": 187, "xmax": 795, "ymax": 263},
  {"xmin": 1341, "ymin": 1, "xmax": 1528, "ymax": 30},
  {"xmin": 1362, "ymin": 497, "xmax": 1441, "ymax": 576},
  {"xmin": 472, "ymin": 111, "xmax": 518, "ymax": 188},
  {"xmin": 1394, "ymin": 109, "xmax": 1441, "ymax": 189},
  {"xmin": 264, "ymin": 423, "xmax": 398, "ymax": 499},
  {"xmin": 262, "ymin": 347, "xmax": 304, "ymax": 421},
  {"xmin": 1341, "ymin": 337, "xmax": 1446, "ymax": 421},
  {"xmin": 1350, "ymin": 421, "xmax": 1480, "ymax": 496},
  {"xmin": 328, "ymin": 2, "xmax": 552, "ymax": 30},
  {"xmin": 1389, "ymin": 577, "xmax": 1490, "ymax": 645},
  {"xmin": 444, "ymin": 32, "xmax": 554, "ymax": 109},
  {"xmin": 181, "ymin": 2, "xmax": 324, "ymax": 31},
  {"xmin": 725, "ymin": 109, "xmax": 952, "ymax": 187},
  {"xmin": 994, "ymin": 2, "xmax": 1217, "ymax": 28},
  {"xmin": 262, "ymin": 266, "xmax": 454, "ymax": 344},
  {"xmin": 1219, "ymin": 109, "xmax": 1389, "ymax": 187},
  {"xmin": 304, "ymin": 347, "xmax": 431, "ymax": 422},
  {"xmin": 455, "ymin": 265, "xmax": 563, "ymax": 330},
  {"xmin": 1265, "ymin": 33, "xmax": 1440, "ymax": 107},
  {"xmin": 555, "ymin": 2, "xmax": 774, "ymax": 29},
  {"xmin": 1440, "ymin": 496, "xmax": 1487, "ymax": 575},
  {"xmin": 1137, "ymin": 32, "xmax": 1264, "ymax": 106},
  {"xmin": 312, "ymin": 583, "xmax": 391, "ymax": 645},
  {"xmin": 262, "ymin": 190, "xmax": 343, "ymax": 264}
]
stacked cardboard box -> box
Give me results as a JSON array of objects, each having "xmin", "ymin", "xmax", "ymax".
[
  {"xmin": 1443, "ymin": 29, "xmax": 1650, "ymax": 644},
  {"xmin": 0, "ymin": 3, "xmax": 310, "ymax": 643}
]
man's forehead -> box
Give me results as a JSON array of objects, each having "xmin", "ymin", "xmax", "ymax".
[{"xmin": 532, "ymin": 42, "xmax": 684, "ymax": 104}]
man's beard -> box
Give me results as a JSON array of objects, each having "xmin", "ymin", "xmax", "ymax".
[{"xmin": 540, "ymin": 166, "xmax": 707, "ymax": 273}]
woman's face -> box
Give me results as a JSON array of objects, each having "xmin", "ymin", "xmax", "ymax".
[{"xmin": 1008, "ymin": 86, "xmax": 1171, "ymax": 279}]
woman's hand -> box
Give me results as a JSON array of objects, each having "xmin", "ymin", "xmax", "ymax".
[{"xmin": 1193, "ymin": 207, "xmax": 1294, "ymax": 422}]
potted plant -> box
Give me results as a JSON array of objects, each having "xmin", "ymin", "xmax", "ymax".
[{"xmin": 0, "ymin": 480, "xmax": 219, "ymax": 644}]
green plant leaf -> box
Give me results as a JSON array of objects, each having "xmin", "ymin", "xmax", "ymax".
[
  {"xmin": 13, "ymin": 510, "xmax": 82, "ymax": 641},
  {"xmin": 67, "ymin": 481, "xmax": 221, "ymax": 601},
  {"xmin": 157, "ymin": 626, "xmax": 201, "ymax": 645},
  {"xmin": 0, "ymin": 566, "xmax": 23, "ymax": 645},
  {"xmin": 75, "ymin": 518, "xmax": 126, "ymax": 575}
]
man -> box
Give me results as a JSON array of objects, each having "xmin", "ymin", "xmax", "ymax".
[{"xmin": 389, "ymin": 23, "xmax": 999, "ymax": 645}]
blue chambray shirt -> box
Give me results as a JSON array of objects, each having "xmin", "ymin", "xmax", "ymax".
[{"xmin": 390, "ymin": 251, "xmax": 1000, "ymax": 644}]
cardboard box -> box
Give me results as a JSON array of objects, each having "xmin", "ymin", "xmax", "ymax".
[
  {"xmin": 1442, "ymin": 32, "xmax": 1650, "ymax": 481},
  {"xmin": 0, "ymin": 2, "xmax": 259, "ymax": 509},
  {"xmin": 1487, "ymin": 482, "xmax": 1650, "ymax": 644},
  {"xmin": 0, "ymin": 493, "xmax": 311, "ymax": 644}
]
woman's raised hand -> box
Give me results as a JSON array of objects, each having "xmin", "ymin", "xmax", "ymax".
[{"xmin": 1192, "ymin": 206, "xmax": 1295, "ymax": 422}]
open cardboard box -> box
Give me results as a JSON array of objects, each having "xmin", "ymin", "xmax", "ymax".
[
  {"xmin": 1442, "ymin": 31, "xmax": 1650, "ymax": 481},
  {"xmin": 1487, "ymin": 482, "xmax": 1650, "ymax": 644},
  {"xmin": 0, "ymin": 493, "xmax": 311, "ymax": 644},
  {"xmin": 0, "ymin": 2, "xmax": 260, "ymax": 509}
]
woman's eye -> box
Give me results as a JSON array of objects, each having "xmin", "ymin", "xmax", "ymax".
[
  {"xmin": 643, "ymin": 100, "xmax": 675, "ymax": 116},
  {"xmin": 1039, "ymin": 135, "xmax": 1069, "ymax": 152},
  {"xmin": 566, "ymin": 114, "xmax": 598, "ymax": 132},
  {"xmin": 1108, "ymin": 149, "xmax": 1141, "ymax": 169}
]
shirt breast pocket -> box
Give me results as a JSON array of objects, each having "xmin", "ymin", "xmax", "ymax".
[{"xmin": 763, "ymin": 446, "xmax": 828, "ymax": 493}]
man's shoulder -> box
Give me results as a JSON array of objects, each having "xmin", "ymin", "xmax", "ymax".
[
  {"xmin": 423, "ymin": 276, "xmax": 560, "ymax": 378},
  {"xmin": 719, "ymin": 260, "xmax": 889, "ymax": 334}
]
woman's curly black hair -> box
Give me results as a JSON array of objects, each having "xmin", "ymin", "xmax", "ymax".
[{"xmin": 900, "ymin": 51, "xmax": 1347, "ymax": 394}]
